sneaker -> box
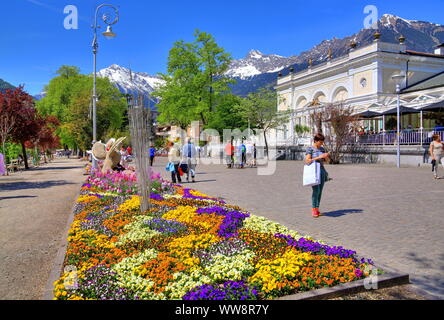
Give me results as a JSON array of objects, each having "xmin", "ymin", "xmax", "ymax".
[{"xmin": 312, "ymin": 208, "xmax": 319, "ymax": 218}]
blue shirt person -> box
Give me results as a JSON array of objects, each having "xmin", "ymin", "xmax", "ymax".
[{"xmin": 149, "ymin": 146, "xmax": 156, "ymax": 166}]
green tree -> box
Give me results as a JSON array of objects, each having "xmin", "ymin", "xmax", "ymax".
[
  {"xmin": 206, "ymin": 93, "xmax": 246, "ymax": 134},
  {"xmin": 238, "ymin": 88, "xmax": 290, "ymax": 157},
  {"xmin": 154, "ymin": 30, "xmax": 233, "ymax": 128},
  {"xmin": 37, "ymin": 65, "xmax": 127, "ymax": 151}
]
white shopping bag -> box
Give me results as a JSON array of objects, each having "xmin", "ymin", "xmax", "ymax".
[{"xmin": 303, "ymin": 162, "xmax": 321, "ymax": 187}]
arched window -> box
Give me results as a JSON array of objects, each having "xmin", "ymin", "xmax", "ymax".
[
  {"xmin": 332, "ymin": 87, "xmax": 349, "ymax": 102},
  {"xmin": 296, "ymin": 96, "xmax": 308, "ymax": 109},
  {"xmin": 312, "ymin": 91, "xmax": 327, "ymax": 105}
]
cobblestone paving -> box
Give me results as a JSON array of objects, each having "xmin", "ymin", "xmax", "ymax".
[
  {"xmin": 156, "ymin": 157, "xmax": 444, "ymax": 299},
  {"xmin": 0, "ymin": 159, "xmax": 85, "ymax": 300}
]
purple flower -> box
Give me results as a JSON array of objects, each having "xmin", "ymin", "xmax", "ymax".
[
  {"xmin": 196, "ymin": 206, "xmax": 250, "ymax": 238},
  {"xmin": 150, "ymin": 193, "xmax": 164, "ymax": 201},
  {"xmin": 274, "ymin": 234, "xmax": 360, "ymax": 261},
  {"xmin": 67, "ymin": 265, "xmax": 138, "ymax": 300},
  {"xmin": 182, "ymin": 189, "xmax": 225, "ymax": 203},
  {"xmin": 145, "ymin": 218, "xmax": 187, "ymax": 235},
  {"xmin": 183, "ymin": 281, "xmax": 258, "ymax": 300},
  {"xmin": 354, "ymin": 269, "xmax": 363, "ymax": 278}
]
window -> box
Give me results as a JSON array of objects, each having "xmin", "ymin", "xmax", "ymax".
[{"xmin": 360, "ymin": 78, "xmax": 367, "ymax": 88}]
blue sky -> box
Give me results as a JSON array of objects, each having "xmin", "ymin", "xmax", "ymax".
[{"xmin": 1, "ymin": 0, "xmax": 443, "ymax": 95}]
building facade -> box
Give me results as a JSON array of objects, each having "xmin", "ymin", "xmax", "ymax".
[{"xmin": 274, "ymin": 38, "xmax": 444, "ymax": 146}]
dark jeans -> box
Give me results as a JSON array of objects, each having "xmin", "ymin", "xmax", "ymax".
[
  {"xmin": 311, "ymin": 167, "xmax": 327, "ymax": 208},
  {"xmin": 150, "ymin": 156, "xmax": 154, "ymax": 167},
  {"xmin": 171, "ymin": 163, "xmax": 181, "ymax": 183}
]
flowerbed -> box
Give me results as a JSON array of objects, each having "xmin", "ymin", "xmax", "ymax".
[{"xmin": 54, "ymin": 170, "xmax": 377, "ymax": 300}]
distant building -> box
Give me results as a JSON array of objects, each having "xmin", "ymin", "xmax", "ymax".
[{"xmin": 274, "ymin": 37, "xmax": 444, "ymax": 145}]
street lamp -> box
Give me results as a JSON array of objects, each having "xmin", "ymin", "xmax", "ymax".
[
  {"xmin": 392, "ymin": 73, "xmax": 406, "ymax": 168},
  {"xmin": 91, "ymin": 4, "xmax": 119, "ymax": 170}
]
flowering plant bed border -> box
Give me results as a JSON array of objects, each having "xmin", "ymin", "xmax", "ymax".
[{"xmin": 48, "ymin": 169, "xmax": 403, "ymax": 300}]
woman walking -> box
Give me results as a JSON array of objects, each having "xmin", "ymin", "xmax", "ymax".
[
  {"xmin": 167, "ymin": 141, "xmax": 182, "ymax": 184},
  {"xmin": 305, "ymin": 133, "xmax": 330, "ymax": 218},
  {"xmin": 430, "ymin": 134, "xmax": 444, "ymax": 179}
]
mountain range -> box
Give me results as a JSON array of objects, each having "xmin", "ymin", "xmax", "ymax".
[
  {"xmin": 5, "ymin": 14, "xmax": 444, "ymax": 100},
  {"xmin": 95, "ymin": 14, "xmax": 444, "ymax": 97},
  {"xmin": 0, "ymin": 79, "xmax": 15, "ymax": 92},
  {"xmin": 228, "ymin": 14, "xmax": 444, "ymax": 94}
]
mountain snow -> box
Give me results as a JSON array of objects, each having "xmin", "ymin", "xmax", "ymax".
[
  {"xmin": 93, "ymin": 14, "xmax": 444, "ymax": 98},
  {"xmin": 97, "ymin": 64, "xmax": 165, "ymax": 95},
  {"xmin": 225, "ymin": 50, "xmax": 292, "ymax": 79}
]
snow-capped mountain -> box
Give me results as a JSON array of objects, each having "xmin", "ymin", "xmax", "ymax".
[
  {"xmin": 97, "ymin": 64, "xmax": 165, "ymax": 95},
  {"xmin": 33, "ymin": 91, "xmax": 46, "ymax": 101},
  {"xmin": 230, "ymin": 14, "xmax": 444, "ymax": 95},
  {"xmin": 226, "ymin": 50, "xmax": 294, "ymax": 79},
  {"xmin": 97, "ymin": 64, "xmax": 165, "ymax": 110},
  {"xmin": 94, "ymin": 14, "xmax": 444, "ymax": 98}
]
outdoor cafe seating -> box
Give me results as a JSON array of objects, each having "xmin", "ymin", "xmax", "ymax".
[{"xmin": 354, "ymin": 101, "xmax": 444, "ymax": 145}]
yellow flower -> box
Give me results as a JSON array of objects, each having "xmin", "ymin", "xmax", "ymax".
[
  {"xmin": 162, "ymin": 206, "xmax": 198, "ymax": 224},
  {"xmin": 77, "ymin": 194, "xmax": 100, "ymax": 203},
  {"xmin": 167, "ymin": 233, "xmax": 220, "ymax": 260},
  {"xmin": 118, "ymin": 196, "xmax": 141, "ymax": 212},
  {"xmin": 249, "ymin": 248, "xmax": 314, "ymax": 293}
]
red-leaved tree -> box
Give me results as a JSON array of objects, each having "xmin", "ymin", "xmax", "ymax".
[
  {"xmin": 1, "ymin": 86, "xmax": 42, "ymax": 169},
  {"xmin": 0, "ymin": 89, "xmax": 18, "ymax": 159},
  {"xmin": 28, "ymin": 115, "xmax": 61, "ymax": 163}
]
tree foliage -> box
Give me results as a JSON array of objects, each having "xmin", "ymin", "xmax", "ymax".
[
  {"xmin": 37, "ymin": 65, "xmax": 127, "ymax": 151},
  {"xmin": 0, "ymin": 86, "xmax": 54, "ymax": 169},
  {"xmin": 310, "ymin": 103, "xmax": 359, "ymax": 164},
  {"xmin": 206, "ymin": 93, "xmax": 247, "ymax": 134},
  {"xmin": 154, "ymin": 30, "xmax": 234, "ymax": 128},
  {"xmin": 238, "ymin": 88, "xmax": 290, "ymax": 155}
]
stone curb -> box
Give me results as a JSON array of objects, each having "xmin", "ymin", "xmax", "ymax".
[
  {"xmin": 41, "ymin": 177, "xmax": 85, "ymax": 300},
  {"xmin": 277, "ymin": 262, "xmax": 410, "ymax": 300}
]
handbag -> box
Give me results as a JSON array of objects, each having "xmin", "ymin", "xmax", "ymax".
[
  {"xmin": 178, "ymin": 167, "xmax": 184, "ymax": 176},
  {"xmin": 303, "ymin": 162, "xmax": 321, "ymax": 187},
  {"xmin": 166, "ymin": 162, "xmax": 175, "ymax": 172},
  {"xmin": 180, "ymin": 162, "xmax": 189, "ymax": 174}
]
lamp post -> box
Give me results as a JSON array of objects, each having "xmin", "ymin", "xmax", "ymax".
[
  {"xmin": 91, "ymin": 4, "xmax": 119, "ymax": 170},
  {"xmin": 392, "ymin": 73, "xmax": 406, "ymax": 168}
]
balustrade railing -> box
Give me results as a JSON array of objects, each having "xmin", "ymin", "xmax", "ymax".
[{"xmin": 353, "ymin": 129, "xmax": 444, "ymax": 145}]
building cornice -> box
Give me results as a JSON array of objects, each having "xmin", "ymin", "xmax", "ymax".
[{"xmin": 276, "ymin": 42, "xmax": 444, "ymax": 92}]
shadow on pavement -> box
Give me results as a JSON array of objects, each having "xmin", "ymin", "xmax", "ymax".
[
  {"xmin": 0, "ymin": 180, "xmax": 76, "ymax": 191},
  {"xmin": 28, "ymin": 166, "xmax": 84, "ymax": 171},
  {"xmin": 322, "ymin": 209, "xmax": 363, "ymax": 217},
  {"xmin": 406, "ymin": 252, "xmax": 444, "ymax": 299},
  {"xmin": 192, "ymin": 179, "xmax": 217, "ymax": 183},
  {"xmin": 0, "ymin": 195, "xmax": 37, "ymax": 200}
]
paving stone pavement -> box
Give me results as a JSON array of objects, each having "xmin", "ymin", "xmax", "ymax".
[
  {"xmin": 0, "ymin": 159, "xmax": 85, "ymax": 300},
  {"xmin": 156, "ymin": 157, "xmax": 444, "ymax": 299}
]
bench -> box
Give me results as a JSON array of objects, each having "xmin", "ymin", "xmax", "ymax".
[{"xmin": 6, "ymin": 159, "xmax": 20, "ymax": 174}]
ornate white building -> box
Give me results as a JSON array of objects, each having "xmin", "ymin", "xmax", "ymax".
[{"xmin": 274, "ymin": 37, "xmax": 444, "ymax": 146}]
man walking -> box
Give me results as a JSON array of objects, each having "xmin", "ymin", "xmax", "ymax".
[
  {"xmin": 182, "ymin": 138, "xmax": 197, "ymax": 183},
  {"xmin": 240, "ymin": 142, "xmax": 247, "ymax": 168},
  {"xmin": 149, "ymin": 145, "xmax": 156, "ymax": 167}
]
